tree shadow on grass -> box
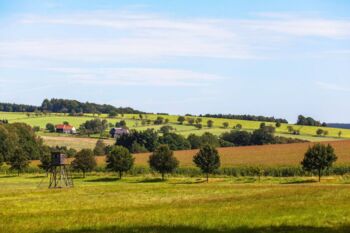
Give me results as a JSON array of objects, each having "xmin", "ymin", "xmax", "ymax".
[
  {"xmin": 281, "ymin": 179, "xmax": 317, "ymax": 185},
  {"xmin": 171, "ymin": 179, "xmax": 207, "ymax": 185},
  {"xmin": 84, "ymin": 177, "xmax": 120, "ymax": 183},
  {"xmin": 0, "ymin": 175, "xmax": 17, "ymax": 178},
  {"xmin": 39, "ymin": 225, "xmax": 350, "ymax": 233},
  {"xmin": 131, "ymin": 178, "xmax": 164, "ymax": 183},
  {"xmin": 27, "ymin": 175, "xmax": 47, "ymax": 179}
]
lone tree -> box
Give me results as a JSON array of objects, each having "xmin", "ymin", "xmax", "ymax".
[
  {"xmin": 149, "ymin": 145, "xmax": 179, "ymax": 180},
  {"xmin": 46, "ymin": 123, "xmax": 55, "ymax": 132},
  {"xmin": 93, "ymin": 139, "xmax": 106, "ymax": 155},
  {"xmin": 187, "ymin": 118, "xmax": 195, "ymax": 125},
  {"xmin": 275, "ymin": 122, "xmax": 281, "ymax": 128},
  {"xmin": 71, "ymin": 149, "xmax": 97, "ymax": 178},
  {"xmin": 338, "ymin": 131, "xmax": 342, "ymax": 138},
  {"xmin": 193, "ymin": 144, "xmax": 220, "ymax": 182},
  {"xmin": 222, "ymin": 122, "xmax": 229, "ymax": 128},
  {"xmin": 316, "ymin": 128, "xmax": 324, "ymax": 136},
  {"xmin": 301, "ymin": 143, "xmax": 337, "ymax": 182},
  {"xmin": 207, "ymin": 120, "xmax": 214, "ymax": 128},
  {"xmin": 177, "ymin": 116, "xmax": 186, "ymax": 125},
  {"xmin": 106, "ymin": 146, "xmax": 134, "ymax": 179},
  {"xmin": 8, "ymin": 148, "xmax": 30, "ymax": 176}
]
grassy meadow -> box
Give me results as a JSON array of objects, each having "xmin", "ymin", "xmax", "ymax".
[{"xmin": 1, "ymin": 175, "xmax": 350, "ymax": 233}]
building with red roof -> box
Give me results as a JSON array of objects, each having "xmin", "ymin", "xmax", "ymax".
[{"xmin": 55, "ymin": 124, "xmax": 76, "ymax": 134}]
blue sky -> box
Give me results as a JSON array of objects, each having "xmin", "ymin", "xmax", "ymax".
[{"xmin": 0, "ymin": 0, "xmax": 350, "ymax": 122}]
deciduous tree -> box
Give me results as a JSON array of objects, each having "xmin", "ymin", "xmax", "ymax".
[
  {"xmin": 106, "ymin": 146, "xmax": 134, "ymax": 179},
  {"xmin": 149, "ymin": 145, "xmax": 179, "ymax": 180},
  {"xmin": 193, "ymin": 144, "xmax": 220, "ymax": 182},
  {"xmin": 71, "ymin": 149, "xmax": 96, "ymax": 178},
  {"xmin": 301, "ymin": 144, "xmax": 337, "ymax": 182}
]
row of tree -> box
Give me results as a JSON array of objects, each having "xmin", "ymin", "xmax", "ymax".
[
  {"xmin": 0, "ymin": 99, "xmax": 144, "ymax": 115},
  {"xmin": 200, "ymin": 114, "xmax": 288, "ymax": 123},
  {"xmin": 66, "ymin": 142, "xmax": 338, "ymax": 183},
  {"xmin": 69, "ymin": 144, "xmax": 220, "ymax": 182}
]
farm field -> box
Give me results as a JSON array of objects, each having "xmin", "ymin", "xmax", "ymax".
[
  {"xmin": 0, "ymin": 112, "xmax": 350, "ymax": 140},
  {"xmin": 1, "ymin": 112, "xmax": 349, "ymax": 149},
  {"xmin": 41, "ymin": 136, "xmax": 115, "ymax": 150},
  {"xmin": 1, "ymin": 175, "xmax": 350, "ymax": 233},
  {"xmin": 30, "ymin": 140, "xmax": 350, "ymax": 168}
]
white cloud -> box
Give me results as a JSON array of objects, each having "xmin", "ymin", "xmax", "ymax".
[
  {"xmin": 316, "ymin": 81, "xmax": 350, "ymax": 92},
  {"xmin": 240, "ymin": 18, "xmax": 350, "ymax": 38},
  {"xmin": 1, "ymin": 10, "xmax": 350, "ymax": 88},
  {"xmin": 1, "ymin": 10, "xmax": 347, "ymax": 64},
  {"xmin": 47, "ymin": 67, "xmax": 224, "ymax": 86}
]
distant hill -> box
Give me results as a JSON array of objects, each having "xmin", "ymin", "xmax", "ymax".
[
  {"xmin": 0, "ymin": 98, "xmax": 145, "ymax": 114},
  {"xmin": 327, "ymin": 123, "xmax": 350, "ymax": 129}
]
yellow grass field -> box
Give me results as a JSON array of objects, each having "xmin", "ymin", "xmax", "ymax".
[{"xmin": 41, "ymin": 136, "xmax": 115, "ymax": 150}]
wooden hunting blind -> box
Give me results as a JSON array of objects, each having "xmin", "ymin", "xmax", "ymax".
[
  {"xmin": 51, "ymin": 153, "xmax": 68, "ymax": 166},
  {"xmin": 48, "ymin": 152, "xmax": 73, "ymax": 189}
]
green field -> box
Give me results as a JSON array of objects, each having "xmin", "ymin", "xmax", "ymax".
[
  {"xmin": 1, "ymin": 175, "xmax": 350, "ymax": 233},
  {"xmin": 1, "ymin": 112, "xmax": 349, "ymax": 146},
  {"xmin": 1, "ymin": 112, "xmax": 347, "ymax": 138}
]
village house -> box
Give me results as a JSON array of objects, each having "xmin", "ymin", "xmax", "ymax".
[
  {"xmin": 110, "ymin": 127, "xmax": 129, "ymax": 138},
  {"xmin": 55, "ymin": 124, "xmax": 76, "ymax": 134}
]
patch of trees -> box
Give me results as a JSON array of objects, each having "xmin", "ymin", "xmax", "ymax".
[
  {"xmin": 79, "ymin": 118, "xmax": 108, "ymax": 136},
  {"xmin": 41, "ymin": 99, "xmax": 145, "ymax": 115},
  {"xmin": 0, "ymin": 122, "xmax": 48, "ymax": 174},
  {"xmin": 0, "ymin": 102, "xmax": 38, "ymax": 112},
  {"xmin": 116, "ymin": 129, "xmax": 159, "ymax": 153},
  {"xmin": 296, "ymin": 115, "xmax": 327, "ymax": 127},
  {"xmin": 116, "ymin": 126, "xmax": 306, "ymax": 154},
  {"xmin": 201, "ymin": 114, "xmax": 288, "ymax": 124},
  {"xmin": 221, "ymin": 127, "xmax": 306, "ymax": 147},
  {"xmin": 0, "ymin": 99, "xmax": 145, "ymax": 115}
]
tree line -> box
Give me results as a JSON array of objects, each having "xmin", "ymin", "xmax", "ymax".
[
  {"xmin": 66, "ymin": 143, "xmax": 220, "ymax": 182},
  {"xmin": 0, "ymin": 98, "xmax": 145, "ymax": 115},
  {"xmin": 200, "ymin": 114, "xmax": 288, "ymax": 123},
  {"xmin": 66, "ymin": 140, "xmax": 338, "ymax": 183}
]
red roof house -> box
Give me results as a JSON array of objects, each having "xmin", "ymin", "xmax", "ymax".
[{"xmin": 55, "ymin": 124, "xmax": 76, "ymax": 134}]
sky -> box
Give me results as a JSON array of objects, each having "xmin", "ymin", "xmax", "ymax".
[{"xmin": 0, "ymin": 0, "xmax": 350, "ymax": 123}]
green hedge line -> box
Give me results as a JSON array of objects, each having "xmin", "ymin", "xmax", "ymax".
[{"xmin": 2, "ymin": 165, "xmax": 350, "ymax": 177}]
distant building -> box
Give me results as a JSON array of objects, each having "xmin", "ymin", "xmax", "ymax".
[
  {"xmin": 55, "ymin": 124, "xmax": 76, "ymax": 134},
  {"xmin": 110, "ymin": 127, "xmax": 129, "ymax": 138}
]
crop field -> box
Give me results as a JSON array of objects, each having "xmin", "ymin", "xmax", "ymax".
[
  {"xmin": 41, "ymin": 136, "xmax": 115, "ymax": 150},
  {"xmin": 1, "ymin": 175, "xmax": 350, "ymax": 233},
  {"xmin": 29, "ymin": 140, "xmax": 350, "ymax": 168}
]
